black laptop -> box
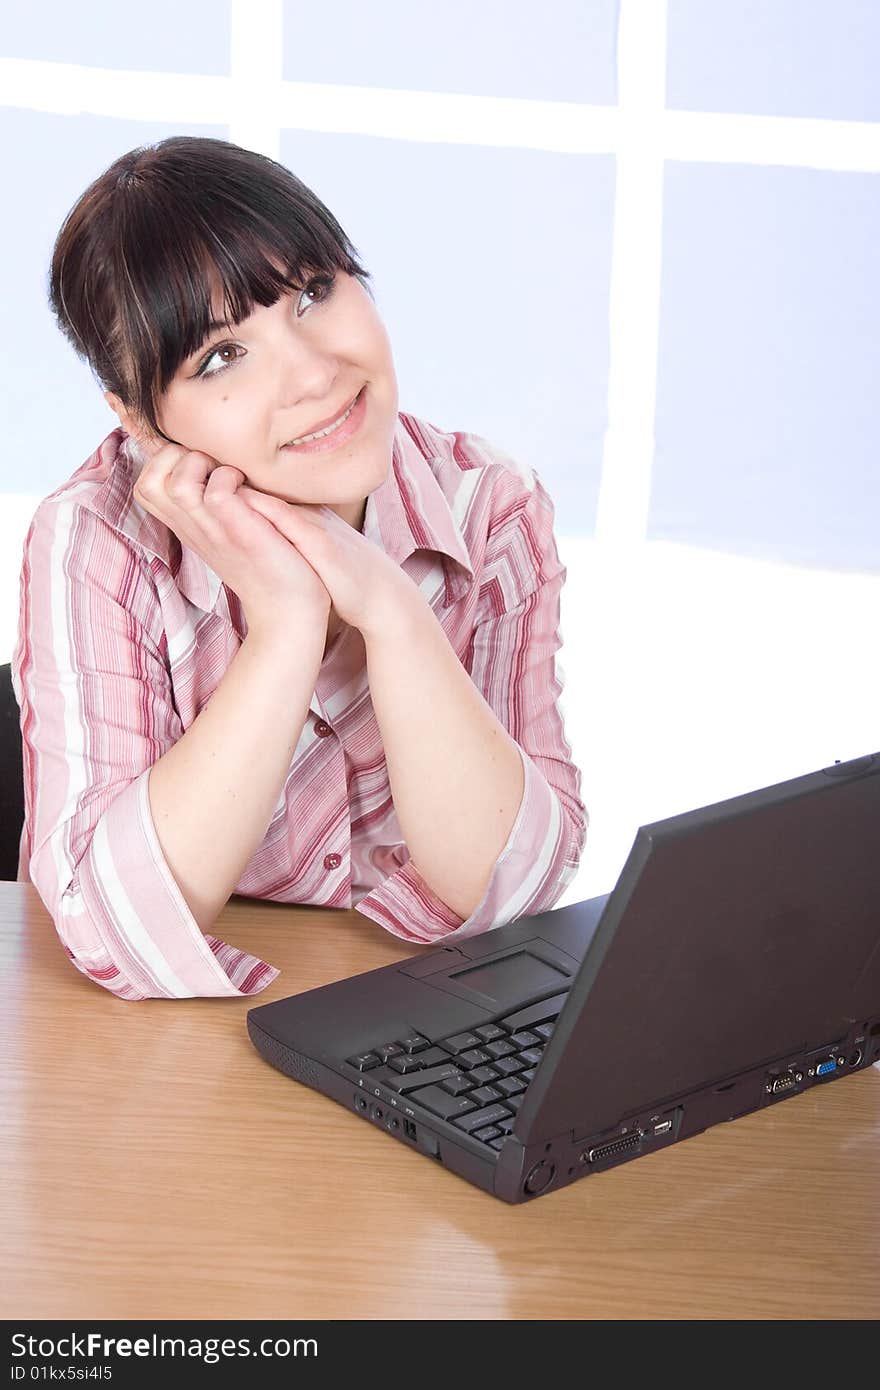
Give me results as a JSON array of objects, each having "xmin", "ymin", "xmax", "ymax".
[{"xmin": 247, "ymin": 752, "xmax": 880, "ymax": 1204}]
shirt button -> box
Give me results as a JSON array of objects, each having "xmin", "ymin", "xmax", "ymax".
[
  {"xmin": 324, "ymin": 853, "xmax": 341, "ymax": 870},
  {"xmin": 315, "ymin": 720, "xmax": 332, "ymax": 737}
]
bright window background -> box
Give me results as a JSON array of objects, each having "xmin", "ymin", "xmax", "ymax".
[{"xmin": 1, "ymin": 0, "xmax": 878, "ymax": 904}]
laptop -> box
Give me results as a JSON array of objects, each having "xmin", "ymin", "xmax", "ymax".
[{"xmin": 247, "ymin": 752, "xmax": 880, "ymax": 1204}]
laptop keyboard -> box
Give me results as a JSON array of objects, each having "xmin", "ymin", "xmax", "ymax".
[{"xmin": 345, "ymin": 990, "xmax": 569, "ymax": 1151}]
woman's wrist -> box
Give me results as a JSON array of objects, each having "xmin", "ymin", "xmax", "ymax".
[
  {"xmin": 359, "ymin": 576, "xmax": 431, "ymax": 647},
  {"xmin": 243, "ymin": 599, "xmax": 331, "ymax": 656}
]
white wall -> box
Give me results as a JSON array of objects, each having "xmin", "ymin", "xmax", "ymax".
[{"xmin": 2, "ymin": 0, "xmax": 878, "ymax": 902}]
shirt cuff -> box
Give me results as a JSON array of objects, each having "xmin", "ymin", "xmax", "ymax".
[
  {"xmin": 67, "ymin": 767, "xmax": 280, "ymax": 999},
  {"xmin": 354, "ymin": 742, "xmax": 581, "ymax": 946}
]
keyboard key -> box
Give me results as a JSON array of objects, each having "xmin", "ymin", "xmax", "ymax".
[
  {"xmin": 495, "ymin": 1116, "xmax": 515, "ymax": 1134},
  {"xmin": 399, "ymin": 1033, "xmax": 432, "ymax": 1054},
  {"xmin": 518, "ymin": 1048, "xmax": 544, "ymax": 1067},
  {"xmin": 388, "ymin": 1053, "xmax": 424, "ymax": 1073},
  {"xmin": 495, "ymin": 1075, "xmax": 527, "ymax": 1097},
  {"xmin": 456, "ymin": 1048, "xmax": 492, "ymax": 1069},
  {"xmin": 520, "ymin": 1067, "xmax": 536, "ymax": 1082},
  {"xmin": 375, "ymin": 1042, "xmax": 405, "ymax": 1062},
  {"xmin": 453, "ymin": 1103, "xmax": 513, "ymax": 1133},
  {"xmin": 473, "ymin": 1125, "xmax": 502, "ymax": 1142},
  {"xmin": 498, "ymin": 993, "xmax": 569, "ymax": 1031},
  {"xmin": 509, "ymin": 1030, "xmax": 541, "ymax": 1049},
  {"xmin": 534, "ymin": 1022, "xmax": 555, "ymax": 1041},
  {"xmin": 365, "ymin": 1065, "xmax": 413, "ymax": 1091},
  {"xmin": 389, "ymin": 1063, "xmax": 464, "ymax": 1095},
  {"xmin": 474, "ymin": 1023, "xmax": 508, "ymax": 1042},
  {"xmin": 470, "ymin": 1085, "xmax": 503, "ymax": 1105},
  {"xmin": 346, "ymin": 1053, "xmax": 381, "ymax": 1071},
  {"xmin": 483, "ymin": 1039, "xmax": 517, "ymax": 1060},
  {"xmin": 411, "ymin": 1046, "xmax": 455, "ymax": 1068},
  {"xmin": 489, "ymin": 1136, "xmax": 507, "ymax": 1150},
  {"xmin": 408, "ymin": 1085, "xmax": 477, "ymax": 1122},
  {"xmin": 467, "ymin": 1065, "xmax": 500, "ymax": 1086},
  {"xmin": 493, "ymin": 1055, "xmax": 526, "ymax": 1076},
  {"xmin": 441, "ymin": 1074, "xmax": 474, "ymax": 1096},
  {"xmin": 438, "ymin": 1031, "xmax": 482, "ymax": 1054},
  {"xmin": 505, "ymin": 1093, "xmax": 525, "ymax": 1110}
]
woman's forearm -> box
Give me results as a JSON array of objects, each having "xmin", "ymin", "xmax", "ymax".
[
  {"xmin": 364, "ymin": 589, "xmax": 525, "ymax": 920},
  {"xmin": 147, "ymin": 617, "xmax": 328, "ymax": 934}
]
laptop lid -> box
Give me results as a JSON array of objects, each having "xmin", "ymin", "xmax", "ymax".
[{"xmin": 514, "ymin": 752, "xmax": 880, "ymax": 1146}]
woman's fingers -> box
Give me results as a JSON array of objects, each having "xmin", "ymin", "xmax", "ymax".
[
  {"xmin": 239, "ymin": 487, "xmax": 322, "ymax": 526},
  {"xmin": 203, "ymin": 463, "xmax": 248, "ymax": 502},
  {"xmin": 163, "ymin": 451, "xmax": 217, "ymax": 504}
]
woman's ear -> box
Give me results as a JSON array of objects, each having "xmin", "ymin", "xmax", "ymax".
[
  {"xmin": 104, "ymin": 390, "xmax": 136, "ymax": 435},
  {"xmin": 104, "ymin": 391, "xmax": 155, "ymax": 470},
  {"xmin": 104, "ymin": 391, "xmax": 157, "ymax": 452}
]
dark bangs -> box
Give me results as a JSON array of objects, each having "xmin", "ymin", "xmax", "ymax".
[{"xmin": 48, "ymin": 136, "xmax": 373, "ymax": 444}]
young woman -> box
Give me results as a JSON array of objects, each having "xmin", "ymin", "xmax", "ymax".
[{"xmin": 12, "ymin": 136, "xmax": 587, "ymax": 1001}]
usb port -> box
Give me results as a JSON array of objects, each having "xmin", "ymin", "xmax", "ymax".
[{"xmin": 653, "ymin": 1119, "xmax": 673, "ymax": 1135}]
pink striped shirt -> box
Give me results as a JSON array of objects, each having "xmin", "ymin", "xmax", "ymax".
[{"xmin": 12, "ymin": 411, "xmax": 587, "ymax": 1000}]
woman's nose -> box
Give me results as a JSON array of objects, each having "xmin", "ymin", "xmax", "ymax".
[{"xmin": 275, "ymin": 336, "xmax": 338, "ymax": 405}]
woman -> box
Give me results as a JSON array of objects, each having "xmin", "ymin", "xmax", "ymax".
[{"xmin": 12, "ymin": 136, "xmax": 587, "ymax": 1001}]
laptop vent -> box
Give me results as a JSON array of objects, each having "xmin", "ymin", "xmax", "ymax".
[{"xmin": 260, "ymin": 1033, "xmax": 320, "ymax": 1088}]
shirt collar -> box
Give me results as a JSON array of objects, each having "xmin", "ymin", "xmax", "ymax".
[
  {"xmin": 363, "ymin": 412, "xmax": 476, "ymax": 609},
  {"xmin": 89, "ymin": 414, "xmax": 476, "ymax": 616}
]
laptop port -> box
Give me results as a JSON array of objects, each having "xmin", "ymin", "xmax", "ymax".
[
  {"xmin": 354, "ymin": 1094, "xmax": 369, "ymax": 1112},
  {"xmin": 815, "ymin": 1058, "xmax": 838, "ymax": 1077},
  {"xmin": 849, "ymin": 1049, "xmax": 862, "ymax": 1067},
  {"xmin": 371, "ymin": 1103, "xmax": 385, "ymax": 1122},
  {"xmin": 767, "ymin": 1070, "xmax": 802, "ymax": 1094},
  {"xmin": 403, "ymin": 1119, "xmax": 418, "ymax": 1141},
  {"xmin": 581, "ymin": 1131, "xmax": 643, "ymax": 1164},
  {"xmin": 387, "ymin": 1114, "xmax": 401, "ymax": 1132}
]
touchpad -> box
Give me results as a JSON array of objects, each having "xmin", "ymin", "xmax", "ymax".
[
  {"xmin": 400, "ymin": 938, "xmax": 578, "ymax": 1013},
  {"xmin": 450, "ymin": 951, "xmax": 569, "ymax": 1000}
]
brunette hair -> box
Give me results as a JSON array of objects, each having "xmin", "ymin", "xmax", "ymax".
[{"xmin": 48, "ymin": 135, "xmax": 374, "ymax": 447}]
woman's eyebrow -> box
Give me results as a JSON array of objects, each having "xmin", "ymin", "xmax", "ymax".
[
  {"xmin": 204, "ymin": 314, "xmax": 236, "ymax": 335},
  {"xmin": 198, "ymin": 315, "xmax": 233, "ymax": 340}
]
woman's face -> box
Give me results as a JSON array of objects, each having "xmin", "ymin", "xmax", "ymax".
[{"xmin": 108, "ymin": 267, "xmax": 399, "ymax": 532}]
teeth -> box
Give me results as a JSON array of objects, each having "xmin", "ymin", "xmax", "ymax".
[{"xmin": 287, "ymin": 393, "xmax": 358, "ymax": 446}]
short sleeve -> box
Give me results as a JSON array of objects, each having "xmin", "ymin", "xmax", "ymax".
[
  {"xmin": 13, "ymin": 496, "xmax": 279, "ymax": 1000},
  {"xmin": 355, "ymin": 467, "xmax": 587, "ymax": 944}
]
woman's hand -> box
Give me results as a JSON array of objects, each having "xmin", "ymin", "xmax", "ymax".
[
  {"xmin": 128, "ymin": 435, "xmax": 332, "ymax": 644},
  {"xmin": 237, "ymin": 488, "xmax": 419, "ymax": 640}
]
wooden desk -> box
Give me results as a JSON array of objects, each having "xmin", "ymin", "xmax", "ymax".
[{"xmin": 2, "ymin": 881, "xmax": 879, "ymax": 1322}]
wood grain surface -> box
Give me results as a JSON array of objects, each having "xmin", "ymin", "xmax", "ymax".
[{"xmin": 2, "ymin": 881, "xmax": 879, "ymax": 1321}]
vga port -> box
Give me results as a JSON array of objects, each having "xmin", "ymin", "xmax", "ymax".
[{"xmin": 816, "ymin": 1058, "xmax": 837, "ymax": 1077}]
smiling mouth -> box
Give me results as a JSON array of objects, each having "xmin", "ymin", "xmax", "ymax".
[{"xmin": 284, "ymin": 388, "xmax": 363, "ymax": 447}]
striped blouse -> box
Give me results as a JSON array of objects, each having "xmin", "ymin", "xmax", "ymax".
[{"xmin": 11, "ymin": 410, "xmax": 587, "ymax": 1000}]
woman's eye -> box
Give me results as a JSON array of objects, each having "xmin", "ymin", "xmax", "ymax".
[
  {"xmin": 198, "ymin": 343, "xmax": 241, "ymax": 379},
  {"xmin": 296, "ymin": 274, "xmax": 334, "ymax": 315},
  {"xmin": 196, "ymin": 276, "xmax": 335, "ymax": 379}
]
